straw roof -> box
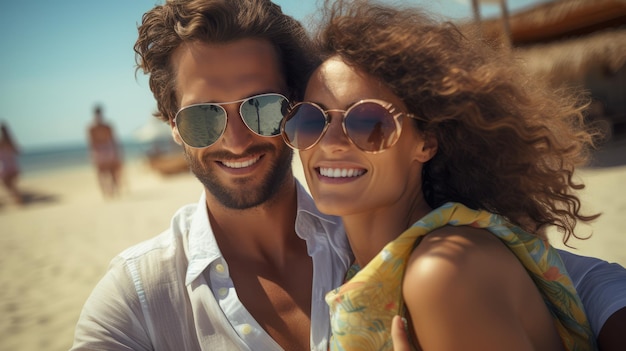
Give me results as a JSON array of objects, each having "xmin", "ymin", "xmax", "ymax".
[
  {"xmin": 514, "ymin": 27, "xmax": 626, "ymax": 83},
  {"xmin": 474, "ymin": 0, "xmax": 626, "ymax": 83}
]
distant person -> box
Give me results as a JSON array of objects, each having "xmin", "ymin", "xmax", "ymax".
[
  {"xmin": 0, "ymin": 122, "xmax": 22, "ymax": 205},
  {"xmin": 87, "ymin": 105, "xmax": 123, "ymax": 198}
]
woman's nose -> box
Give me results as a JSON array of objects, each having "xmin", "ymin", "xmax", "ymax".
[{"xmin": 316, "ymin": 112, "xmax": 351, "ymax": 152}]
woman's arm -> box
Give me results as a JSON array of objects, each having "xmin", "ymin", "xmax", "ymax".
[{"xmin": 401, "ymin": 227, "xmax": 562, "ymax": 351}]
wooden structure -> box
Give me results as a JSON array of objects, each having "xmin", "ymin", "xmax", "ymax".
[
  {"xmin": 480, "ymin": 0, "xmax": 626, "ymax": 45},
  {"xmin": 477, "ymin": 0, "xmax": 626, "ymax": 132}
]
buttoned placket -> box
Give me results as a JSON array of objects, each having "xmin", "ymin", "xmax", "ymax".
[{"xmin": 208, "ymin": 257, "xmax": 281, "ymax": 350}]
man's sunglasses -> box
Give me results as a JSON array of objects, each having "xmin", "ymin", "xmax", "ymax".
[
  {"xmin": 174, "ymin": 93, "xmax": 289, "ymax": 148},
  {"xmin": 280, "ymin": 99, "xmax": 420, "ymax": 153}
]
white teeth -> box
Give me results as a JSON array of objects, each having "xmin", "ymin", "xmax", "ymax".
[
  {"xmin": 319, "ymin": 167, "xmax": 365, "ymax": 178},
  {"xmin": 223, "ymin": 157, "xmax": 260, "ymax": 169}
]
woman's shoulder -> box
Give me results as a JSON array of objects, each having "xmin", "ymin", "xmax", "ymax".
[
  {"xmin": 401, "ymin": 227, "xmax": 565, "ymax": 350},
  {"xmin": 411, "ymin": 225, "xmax": 513, "ymax": 263},
  {"xmin": 403, "ymin": 225, "xmax": 524, "ymax": 299}
]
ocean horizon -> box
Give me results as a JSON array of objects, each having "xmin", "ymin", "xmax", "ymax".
[{"xmin": 17, "ymin": 140, "xmax": 154, "ymax": 176}]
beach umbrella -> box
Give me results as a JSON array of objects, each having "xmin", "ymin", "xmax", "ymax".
[{"xmin": 133, "ymin": 118, "xmax": 172, "ymax": 143}]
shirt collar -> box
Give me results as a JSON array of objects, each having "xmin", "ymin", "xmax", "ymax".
[
  {"xmin": 184, "ymin": 179, "xmax": 347, "ymax": 285},
  {"xmin": 185, "ymin": 191, "xmax": 220, "ymax": 285},
  {"xmin": 295, "ymin": 180, "xmax": 349, "ymax": 258},
  {"xmin": 294, "ymin": 180, "xmax": 339, "ymax": 227}
]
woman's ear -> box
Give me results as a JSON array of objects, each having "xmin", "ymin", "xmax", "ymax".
[{"xmin": 414, "ymin": 132, "xmax": 437, "ymax": 163}]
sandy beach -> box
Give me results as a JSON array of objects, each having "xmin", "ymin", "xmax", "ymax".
[
  {"xmin": 1, "ymin": 138, "xmax": 625, "ymax": 351},
  {"xmin": 0, "ymin": 158, "xmax": 202, "ymax": 351}
]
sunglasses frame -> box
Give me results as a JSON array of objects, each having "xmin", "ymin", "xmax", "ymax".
[
  {"xmin": 281, "ymin": 99, "xmax": 419, "ymax": 153},
  {"xmin": 173, "ymin": 92, "xmax": 290, "ymax": 149}
]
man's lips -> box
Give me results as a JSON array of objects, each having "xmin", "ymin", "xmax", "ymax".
[{"xmin": 220, "ymin": 156, "xmax": 261, "ymax": 169}]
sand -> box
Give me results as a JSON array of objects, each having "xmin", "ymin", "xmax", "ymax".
[
  {"xmin": 0, "ymin": 159, "xmax": 201, "ymax": 351},
  {"xmin": 0, "ymin": 148, "xmax": 624, "ymax": 351}
]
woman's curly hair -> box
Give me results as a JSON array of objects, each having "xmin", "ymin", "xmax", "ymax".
[
  {"xmin": 134, "ymin": 0, "xmax": 319, "ymax": 122},
  {"xmin": 316, "ymin": 0, "xmax": 601, "ymax": 244}
]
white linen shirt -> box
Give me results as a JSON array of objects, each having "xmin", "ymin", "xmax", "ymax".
[{"xmin": 71, "ymin": 181, "xmax": 352, "ymax": 351}]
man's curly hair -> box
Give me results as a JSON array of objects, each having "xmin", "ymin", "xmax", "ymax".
[
  {"xmin": 134, "ymin": 0, "xmax": 319, "ymax": 122},
  {"xmin": 316, "ymin": 0, "xmax": 602, "ymax": 244}
]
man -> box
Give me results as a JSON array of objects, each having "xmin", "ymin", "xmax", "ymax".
[
  {"xmin": 72, "ymin": 0, "xmax": 625, "ymax": 350},
  {"xmin": 72, "ymin": 1, "xmax": 351, "ymax": 350}
]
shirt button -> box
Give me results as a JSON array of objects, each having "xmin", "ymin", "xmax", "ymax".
[
  {"xmin": 215, "ymin": 263, "xmax": 225, "ymax": 274},
  {"xmin": 241, "ymin": 324, "xmax": 253, "ymax": 335},
  {"xmin": 218, "ymin": 287, "xmax": 228, "ymax": 297}
]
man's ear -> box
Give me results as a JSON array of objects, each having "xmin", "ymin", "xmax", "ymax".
[
  {"xmin": 414, "ymin": 132, "xmax": 437, "ymax": 163},
  {"xmin": 170, "ymin": 118, "xmax": 183, "ymax": 145}
]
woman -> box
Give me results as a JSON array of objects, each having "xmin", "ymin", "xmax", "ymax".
[{"xmin": 281, "ymin": 1, "xmax": 598, "ymax": 350}]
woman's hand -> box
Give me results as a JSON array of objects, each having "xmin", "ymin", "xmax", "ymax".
[{"xmin": 392, "ymin": 315, "xmax": 411, "ymax": 351}]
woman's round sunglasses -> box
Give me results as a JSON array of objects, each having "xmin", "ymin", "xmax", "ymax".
[
  {"xmin": 173, "ymin": 93, "xmax": 289, "ymax": 148},
  {"xmin": 280, "ymin": 99, "xmax": 420, "ymax": 153}
]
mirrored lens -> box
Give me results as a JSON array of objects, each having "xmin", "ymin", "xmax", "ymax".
[
  {"xmin": 283, "ymin": 103, "xmax": 327, "ymax": 149},
  {"xmin": 345, "ymin": 102, "xmax": 397, "ymax": 152},
  {"xmin": 240, "ymin": 94, "xmax": 289, "ymax": 136},
  {"xmin": 176, "ymin": 104, "xmax": 227, "ymax": 148}
]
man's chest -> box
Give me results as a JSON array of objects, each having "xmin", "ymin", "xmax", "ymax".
[{"xmin": 230, "ymin": 258, "xmax": 314, "ymax": 350}]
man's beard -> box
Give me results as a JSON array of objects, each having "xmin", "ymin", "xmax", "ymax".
[{"xmin": 184, "ymin": 142, "xmax": 293, "ymax": 210}]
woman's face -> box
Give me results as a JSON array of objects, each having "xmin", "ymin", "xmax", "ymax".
[{"xmin": 299, "ymin": 56, "xmax": 436, "ymax": 216}]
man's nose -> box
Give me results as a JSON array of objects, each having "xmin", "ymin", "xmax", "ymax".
[{"xmin": 219, "ymin": 103, "xmax": 255, "ymax": 152}]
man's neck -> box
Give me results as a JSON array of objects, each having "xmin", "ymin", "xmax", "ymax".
[
  {"xmin": 205, "ymin": 176, "xmax": 314, "ymax": 350},
  {"xmin": 206, "ymin": 176, "xmax": 300, "ymax": 267}
]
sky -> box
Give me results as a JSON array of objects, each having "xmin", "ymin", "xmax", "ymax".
[{"xmin": 0, "ymin": 0, "xmax": 549, "ymax": 151}]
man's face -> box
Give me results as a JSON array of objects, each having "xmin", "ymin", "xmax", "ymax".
[{"xmin": 171, "ymin": 39, "xmax": 293, "ymax": 209}]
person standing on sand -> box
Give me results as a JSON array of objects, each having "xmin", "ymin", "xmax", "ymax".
[
  {"xmin": 87, "ymin": 105, "xmax": 123, "ymax": 198},
  {"xmin": 0, "ymin": 121, "xmax": 23, "ymax": 205}
]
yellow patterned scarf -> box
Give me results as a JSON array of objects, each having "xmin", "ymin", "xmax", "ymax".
[{"xmin": 326, "ymin": 202, "xmax": 596, "ymax": 351}]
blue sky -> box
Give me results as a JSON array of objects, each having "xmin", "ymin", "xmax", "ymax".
[{"xmin": 0, "ymin": 0, "xmax": 548, "ymax": 151}]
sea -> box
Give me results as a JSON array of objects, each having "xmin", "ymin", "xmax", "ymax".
[{"xmin": 17, "ymin": 140, "xmax": 153, "ymax": 176}]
